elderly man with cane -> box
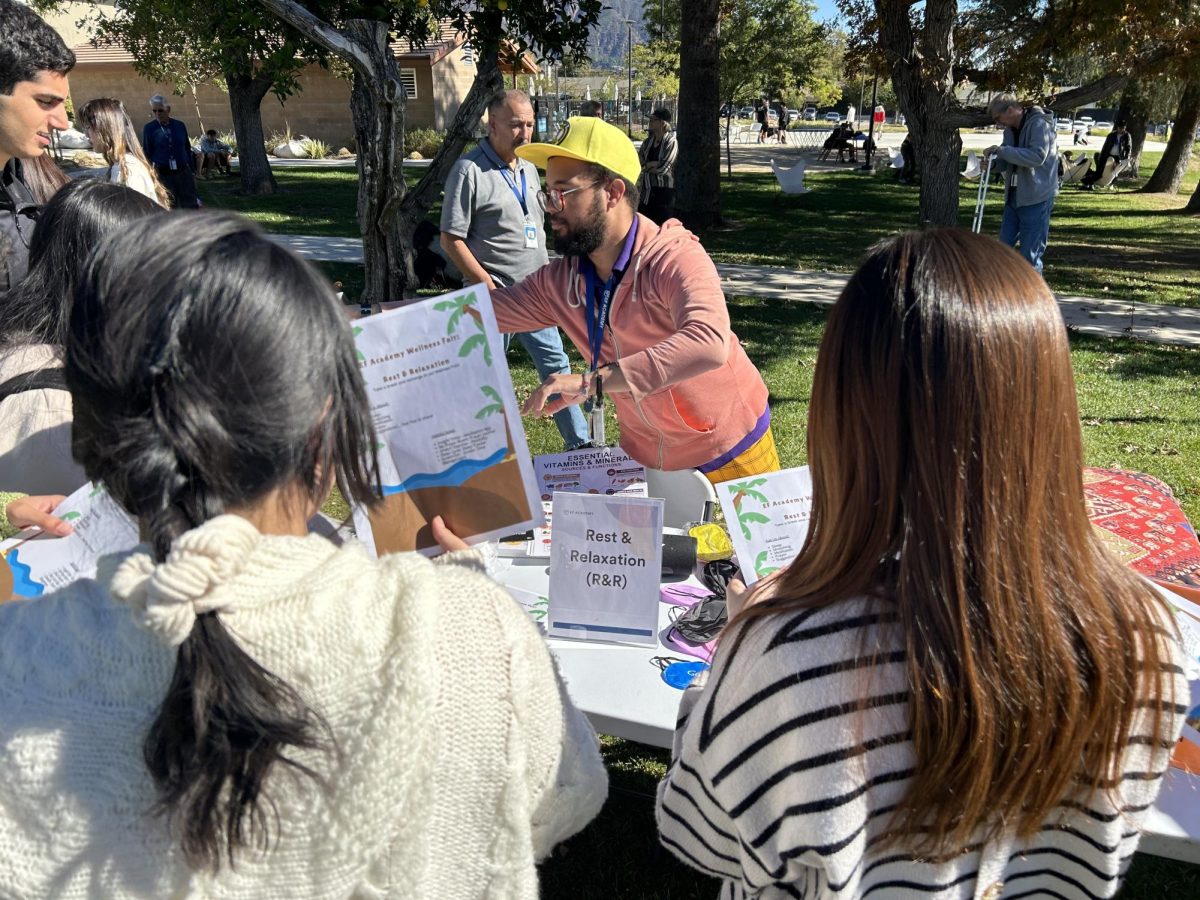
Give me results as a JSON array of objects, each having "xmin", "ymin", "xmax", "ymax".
[{"xmin": 985, "ymin": 94, "xmax": 1059, "ymax": 273}]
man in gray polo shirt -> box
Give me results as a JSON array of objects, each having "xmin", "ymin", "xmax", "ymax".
[{"xmin": 441, "ymin": 89, "xmax": 589, "ymax": 450}]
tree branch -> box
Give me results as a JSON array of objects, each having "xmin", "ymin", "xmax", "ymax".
[
  {"xmin": 944, "ymin": 67, "xmax": 1139, "ymax": 128},
  {"xmin": 254, "ymin": 0, "xmax": 372, "ymax": 74}
]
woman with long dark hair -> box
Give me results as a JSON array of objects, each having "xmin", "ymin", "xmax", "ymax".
[
  {"xmin": 656, "ymin": 229, "xmax": 1187, "ymax": 898},
  {"xmin": 0, "ymin": 212, "xmax": 606, "ymax": 896},
  {"xmin": 0, "ymin": 177, "xmax": 162, "ymax": 493}
]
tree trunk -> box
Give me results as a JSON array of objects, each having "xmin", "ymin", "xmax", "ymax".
[
  {"xmin": 877, "ymin": 0, "xmax": 962, "ymax": 227},
  {"xmin": 1116, "ymin": 79, "xmax": 1151, "ymax": 178},
  {"xmin": 226, "ymin": 72, "xmax": 278, "ymax": 196},
  {"xmin": 675, "ymin": 0, "xmax": 722, "ymax": 233},
  {"xmin": 1141, "ymin": 76, "xmax": 1200, "ymax": 194},
  {"xmin": 396, "ymin": 51, "xmax": 504, "ymax": 266},
  {"xmin": 1187, "ymin": 175, "xmax": 1200, "ymax": 211},
  {"xmin": 345, "ymin": 18, "xmax": 410, "ymax": 307}
]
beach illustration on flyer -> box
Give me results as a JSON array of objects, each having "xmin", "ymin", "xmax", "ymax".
[
  {"xmin": 1, "ymin": 483, "xmax": 139, "ymax": 601},
  {"xmin": 716, "ymin": 466, "xmax": 814, "ymax": 585},
  {"xmin": 350, "ymin": 285, "xmax": 540, "ymax": 554}
]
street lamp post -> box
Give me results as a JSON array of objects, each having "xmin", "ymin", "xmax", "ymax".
[{"xmin": 626, "ymin": 20, "xmax": 634, "ymax": 136}]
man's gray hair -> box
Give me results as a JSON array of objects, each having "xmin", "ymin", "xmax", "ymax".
[
  {"xmin": 987, "ymin": 94, "xmax": 1021, "ymax": 117},
  {"xmin": 149, "ymin": 94, "xmax": 169, "ymax": 109},
  {"xmin": 488, "ymin": 89, "xmax": 531, "ymax": 117}
]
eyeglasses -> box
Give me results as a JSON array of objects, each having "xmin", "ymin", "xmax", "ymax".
[{"xmin": 538, "ymin": 180, "xmax": 603, "ymax": 213}]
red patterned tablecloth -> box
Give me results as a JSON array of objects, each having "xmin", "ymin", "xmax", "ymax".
[{"xmin": 1084, "ymin": 468, "xmax": 1200, "ymax": 591}]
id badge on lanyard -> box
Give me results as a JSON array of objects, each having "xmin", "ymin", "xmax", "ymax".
[{"xmin": 586, "ymin": 267, "xmax": 616, "ymax": 447}]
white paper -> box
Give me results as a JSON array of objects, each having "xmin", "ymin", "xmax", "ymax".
[
  {"xmin": 349, "ymin": 285, "xmax": 542, "ymax": 555},
  {"xmin": 533, "ymin": 446, "xmax": 648, "ymax": 502},
  {"xmin": 2, "ymin": 482, "xmax": 139, "ymax": 598},
  {"xmin": 715, "ymin": 466, "xmax": 813, "ymax": 585},
  {"xmin": 547, "ymin": 492, "xmax": 663, "ymax": 646}
]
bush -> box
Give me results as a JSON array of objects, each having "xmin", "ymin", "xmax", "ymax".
[
  {"xmin": 406, "ymin": 126, "xmax": 444, "ymax": 159},
  {"xmin": 300, "ymin": 137, "xmax": 331, "ymax": 160}
]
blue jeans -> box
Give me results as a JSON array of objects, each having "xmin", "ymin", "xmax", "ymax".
[
  {"xmin": 999, "ymin": 196, "xmax": 1055, "ymax": 274},
  {"xmin": 505, "ymin": 327, "xmax": 590, "ymax": 449}
]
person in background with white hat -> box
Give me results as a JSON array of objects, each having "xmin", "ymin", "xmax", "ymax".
[{"xmin": 492, "ymin": 116, "xmax": 778, "ymax": 483}]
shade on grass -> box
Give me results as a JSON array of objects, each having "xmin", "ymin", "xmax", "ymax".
[{"xmin": 201, "ymin": 151, "xmax": 1200, "ymax": 308}]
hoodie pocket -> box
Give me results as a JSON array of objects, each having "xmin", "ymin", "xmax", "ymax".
[{"xmin": 641, "ymin": 389, "xmax": 716, "ymax": 438}]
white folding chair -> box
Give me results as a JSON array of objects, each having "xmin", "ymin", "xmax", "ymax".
[
  {"xmin": 1092, "ymin": 157, "xmax": 1129, "ymax": 190},
  {"xmin": 889, "ymin": 148, "xmax": 905, "ymax": 169},
  {"xmin": 644, "ymin": 468, "xmax": 718, "ymax": 530},
  {"xmin": 770, "ymin": 158, "xmax": 810, "ymax": 194}
]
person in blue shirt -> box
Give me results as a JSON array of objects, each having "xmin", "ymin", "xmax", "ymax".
[{"xmin": 140, "ymin": 94, "xmax": 199, "ymax": 209}]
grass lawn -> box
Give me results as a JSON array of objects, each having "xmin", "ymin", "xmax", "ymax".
[
  {"xmin": 706, "ymin": 150, "xmax": 1200, "ymax": 308},
  {"xmin": 199, "ymin": 151, "xmax": 1200, "ymax": 308}
]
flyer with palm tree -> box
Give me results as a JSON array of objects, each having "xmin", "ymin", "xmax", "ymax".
[
  {"xmin": 714, "ymin": 466, "xmax": 813, "ymax": 585},
  {"xmin": 350, "ymin": 285, "xmax": 542, "ymax": 555}
]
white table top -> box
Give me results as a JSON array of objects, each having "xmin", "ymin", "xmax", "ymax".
[{"xmin": 489, "ymin": 554, "xmax": 1200, "ymax": 865}]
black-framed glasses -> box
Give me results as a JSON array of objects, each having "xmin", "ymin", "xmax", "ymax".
[{"xmin": 538, "ymin": 180, "xmax": 603, "ymax": 212}]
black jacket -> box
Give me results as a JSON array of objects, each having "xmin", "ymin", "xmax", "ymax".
[
  {"xmin": 1099, "ymin": 131, "xmax": 1131, "ymax": 164},
  {"xmin": 0, "ymin": 159, "xmax": 38, "ymax": 296}
]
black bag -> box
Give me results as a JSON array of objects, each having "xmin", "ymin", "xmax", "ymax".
[{"xmin": 671, "ymin": 560, "xmax": 740, "ymax": 644}]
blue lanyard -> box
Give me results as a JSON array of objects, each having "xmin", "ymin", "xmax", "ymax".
[
  {"xmin": 584, "ymin": 266, "xmax": 618, "ymax": 372},
  {"xmin": 479, "ymin": 141, "xmax": 528, "ymax": 217}
]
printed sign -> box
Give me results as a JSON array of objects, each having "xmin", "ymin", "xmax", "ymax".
[
  {"xmin": 715, "ymin": 466, "xmax": 813, "ymax": 585},
  {"xmin": 547, "ymin": 492, "xmax": 663, "ymax": 646},
  {"xmin": 350, "ymin": 285, "xmax": 542, "ymax": 554},
  {"xmin": 533, "ymin": 446, "xmax": 648, "ymax": 502}
]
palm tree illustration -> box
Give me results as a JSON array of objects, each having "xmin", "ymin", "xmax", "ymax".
[
  {"xmin": 753, "ymin": 550, "xmax": 780, "ymax": 579},
  {"xmin": 434, "ymin": 293, "xmax": 491, "ymax": 366},
  {"xmin": 351, "ymin": 326, "xmax": 365, "ymax": 361},
  {"xmin": 475, "ymin": 386, "xmax": 504, "ymax": 419},
  {"xmin": 727, "ymin": 478, "xmax": 770, "ymax": 540}
]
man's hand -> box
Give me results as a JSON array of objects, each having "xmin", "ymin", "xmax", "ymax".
[
  {"xmin": 521, "ymin": 372, "xmax": 589, "ymax": 418},
  {"xmin": 6, "ymin": 495, "xmax": 72, "ymax": 536},
  {"xmin": 984, "ymin": 145, "xmax": 1000, "ymax": 158}
]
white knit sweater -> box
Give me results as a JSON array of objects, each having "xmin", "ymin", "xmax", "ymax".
[
  {"xmin": 657, "ymin": 594, "xmax": 1188, "ymax": 900},
  {"xmin": 0, "ymin": 516, "xmax": 607, "ymax": 898}
]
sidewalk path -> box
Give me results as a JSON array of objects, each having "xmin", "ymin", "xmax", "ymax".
[{"xmin": 269, "ymin": 233, "xmax": 1200, "ymax": 348}]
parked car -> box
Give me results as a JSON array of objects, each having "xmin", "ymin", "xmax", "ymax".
[
  {"xmin": 803, "ymin": 106, "xmax": 817, "ymax": 120},
  {"xmin": 787, "ymin": 108, "xmax": 800, "ymax": 120},
  {"xmin": 1079, "ymin": 115, "xmax": 1095, "ymax": 125},
  {"xmin": 720, "ymin": 103, "xmax": 732, "ymax": 118},
  {"xmin": 1056, "ymin": 118, "xmax": 1073, "ymax": 132},
  {"xmin": 1072, "ymin": 120, "xmax": 1091, "ymax": 135},
  {"xmin": 823, "ymin": 111, "xmax": 841, "ymax": 122},
  {"xmin": 739, "ymin": 106, "xmax": 754, "ymax": 119},
  {"xmin": 895, "ymin": 113, "xmax": 906, "ymax": 126}
]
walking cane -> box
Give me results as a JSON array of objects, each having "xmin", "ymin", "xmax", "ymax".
[{"xmin": 972, "ymin": 154, "xmax": 996, "ymax": 234}]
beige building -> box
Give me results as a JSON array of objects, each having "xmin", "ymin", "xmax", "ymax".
[{"xmin": 42, "ymin": 4, "xmax": 534, "ymax": 145}]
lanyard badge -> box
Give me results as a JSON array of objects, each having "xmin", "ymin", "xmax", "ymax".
[{"xmin": 590, "ymin": 373, "xmax": 606, "ymax": 447}]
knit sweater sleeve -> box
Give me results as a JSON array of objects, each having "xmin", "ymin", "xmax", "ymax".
[
  {"xmin": 0, "ymin": 492, "xmax": 25, "ymax": 539},
  {"xmin": 490, "ymin": 579, "xmax": 608, "ymax": 858}
]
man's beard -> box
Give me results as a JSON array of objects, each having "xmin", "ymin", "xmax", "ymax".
[{"xmin": 552, "ymin": 194, "xmax": 607, "ymax": 256}]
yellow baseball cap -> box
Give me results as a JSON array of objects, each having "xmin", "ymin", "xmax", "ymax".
[{"xmin": 516, "ymin": 116, "xmax": 642, "ymax": 185}]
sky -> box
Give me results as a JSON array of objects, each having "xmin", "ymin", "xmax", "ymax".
[{"xmin": 811, "ymin": 0, "xmax": 846, "ymax": 26}]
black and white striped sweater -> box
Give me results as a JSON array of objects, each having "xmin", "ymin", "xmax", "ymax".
[{"xmin": 656, "ymin": 596, "xmax": 1188, "ymax": 900}]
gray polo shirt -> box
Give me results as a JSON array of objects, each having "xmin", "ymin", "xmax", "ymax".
[{"xmin": 440, "ymin": 139, "xmax": 548, "ymax": 288}]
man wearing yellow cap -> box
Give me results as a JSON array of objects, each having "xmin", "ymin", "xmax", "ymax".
[{"xmin": 491, "ymin": 116, "xmax": 778, "ymax": 482}]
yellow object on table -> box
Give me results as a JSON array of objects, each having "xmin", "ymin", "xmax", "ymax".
[{"xmin": 689, "ymin": 523, "xmax": 733, "ymax": 562}]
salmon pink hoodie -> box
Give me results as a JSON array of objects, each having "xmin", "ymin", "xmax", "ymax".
[{"xmin": 493, "ymin": 215, "xmax": 769, "ymax": 470}]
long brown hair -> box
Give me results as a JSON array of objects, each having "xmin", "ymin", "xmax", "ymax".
[
  {"xmin": 77, "ymin": 97, "xmax": 171, "ymax": 207},
  {"xmin": 737, "ymin": 229, "xmax": 1177, "ymax": 856}
]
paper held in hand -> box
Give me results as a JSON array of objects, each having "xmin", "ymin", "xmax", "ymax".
[
  {"xmin": 0, "ymin": 483, "xmax": 139, "ymax": 602},
  {"xmin": 350, "ymin": 284, "xmax": 542, "ymax": 556},
  {"xmin": 547, "ymin": 492, "xmax": 663, "ymax": 646},
  {"xmin": 715, "ymin": 465, "xmax": 813, "ymax": 585}
]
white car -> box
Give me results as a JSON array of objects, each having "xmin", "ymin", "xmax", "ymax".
[
  {"xmin": 1056, "ymin": 118, "xmax": 1073, "ymax": 132},
  {"xmin": 803, "ymin": 107, "xmax": 817, "ymax": 120},
  {"xmin": 1079, "ymin": 116, "xmax": 1095, "ymax": 125},
  {"xmin": 823, "ymin": 111, "xmax": 841, "ymax": 122}
]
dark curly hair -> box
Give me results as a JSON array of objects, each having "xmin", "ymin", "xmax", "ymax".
[{"xmin": 0, "ymin": 0, "xmax": 75, "ymax": 95}]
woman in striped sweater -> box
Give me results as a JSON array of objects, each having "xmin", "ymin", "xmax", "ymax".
[{"xmin": 657, "ymin": 229, "xmax": 1188, "ymax": 899}]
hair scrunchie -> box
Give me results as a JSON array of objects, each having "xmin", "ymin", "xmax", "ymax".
[{"xmin": 111, "ymin": 514, "xmax": 262, "ymax": 646}]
